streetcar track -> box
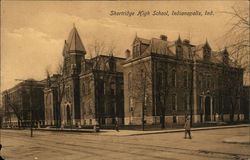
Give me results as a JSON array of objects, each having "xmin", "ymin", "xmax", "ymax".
[
  {"xmin": 2, "ymin": 133, "xmax": 177, "ymax": 160},
  {"xmin": 3, "ymin": 132, "xmax": 247, "ymax": 160}
]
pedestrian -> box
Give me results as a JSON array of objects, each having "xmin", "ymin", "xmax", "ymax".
[
  {"xmin": 115, "ymin": 120, "xmax": 119, "ymax": 132},
  {"xmin": 0, "ymin": 144, "xmax": 5, "ymax": 160},
  {"xmin": 184, "ymin": 117, "xmax": 192, "ymax": 139}
]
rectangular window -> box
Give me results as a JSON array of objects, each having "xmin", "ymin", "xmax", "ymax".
[
  {"xmin": 172, "ymin": 95, "xmax": 177, "ymax": 110},
  {"xmin": 82, "ymin": 103, "xmax": 85, "ymax": 115},
  {"xmin": 185, "ymin": 95, "xmax": 189, "ymax": 111},
  {"xmin": 112, "ymin": 118, "xmax": 116, "ymax": 124},
  {"xmin": 110, "ymin": 83, "xmax": 115, "ymax": 95},
  {"xmin": 183, "ymin": 71, "xmax": 188, "ymax": 88},
  {"xmin": 199, "ymin": 96, "xmax": 203, "ymax": 112},
  {"xmin": 207, "ymin": 76, "xmax": 211, "ymax": 88},
  {"xmin": 172, "ymin": 70, "xmax": 176, "ymax": 87},
  {"xmin": 173, "ymin": 115, "xmax": 177, "ymax": 123},
  {"xmin": 88, "ymin": 81, "xmax": 91, "ymax": 94},
  {"xmin": 202, "ymin": 77, "xmax": 206, "ymax": 89},
  {"xmin": 129, "ymin": 97, "xmax": 134, "ymax": 112},
  {"xmin": 136, "ymin": 45, "xmax": 140, "ymax": 55},
  {"xmin": 101, "ymin": 118, "xmax": 105, "ymax": 125}
]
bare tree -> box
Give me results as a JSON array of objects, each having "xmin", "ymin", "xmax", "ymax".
[
  {"xmin": 129, "ymin": 59, "xmax": 152, "ymax": 130},
  {"xmin": 44, "ymin": 61, "xmax": 65, "ymax": 128},
  {"xmin": 218, "ymin": 4, "xmax": 249, "ymax": 121},
  {"xmin": 4, "ymin": 91, "xmax": 23, "ymax": 128},
  {"xmin": 87, "ymin": 39, "xmax": 118, "ymax": 70},
  {"xmin": 55, "ymin": 61, "xmax": 65, "ymax": 128},
  {"xmin": 222, "ymin": 4, "xmax": 249, "ymax": 84}
]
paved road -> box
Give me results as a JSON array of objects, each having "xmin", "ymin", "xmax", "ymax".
[{"xmin": 0, "ymin": 127, "xmax": 249, "ymax": 160}]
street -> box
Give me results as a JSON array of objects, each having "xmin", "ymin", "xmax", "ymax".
[{"xmin": 0, "ymin": 127, "xmax": 249, "ymax": 160}]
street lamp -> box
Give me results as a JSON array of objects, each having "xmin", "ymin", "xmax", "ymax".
[{"xmin": 15, "ymin": 79, "xmax": 34, "ymax": 137}]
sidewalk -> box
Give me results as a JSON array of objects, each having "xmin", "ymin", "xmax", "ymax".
[
  {"xmin": 35, "ymin": 124, "xmax": 249, "ymax": 136},
  {"xmin": 100, "ymin": 124, "xmax": 250, "ymax": 136}
]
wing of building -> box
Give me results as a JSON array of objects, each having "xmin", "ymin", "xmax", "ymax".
[
  {"xmin": 123, "ymin": 34, "xmax": 244, "ymax": 126},
  {"xmin": 44, "ymin": 26, "xmax": 125, "ymax": 127}
]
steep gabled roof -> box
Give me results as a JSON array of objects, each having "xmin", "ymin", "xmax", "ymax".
[
  {"xmin": 133, "ymin": 36, "xmax": 151, "ymax": 45},
  {"xmin": 66, "ymin": 26, "xmax": 86, "ymax": 54},
  {"xmin": 150, "ymin": 38, "xmax": 174, "ymax": 56}
]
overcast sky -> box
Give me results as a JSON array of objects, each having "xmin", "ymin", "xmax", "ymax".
[{"xmin": 1, "ymin": 1, "xmax": 249, "ymax": 91}]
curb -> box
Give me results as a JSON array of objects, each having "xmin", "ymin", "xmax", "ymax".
[
  {"xmin": 127, "ymin": 124, "xmax": 250, "ymax": 136},
  {"xmin": 2, "ymin": 124, "xmax": 249, "ymax": 136}
]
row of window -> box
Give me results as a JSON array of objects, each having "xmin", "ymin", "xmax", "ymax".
[
  {"xmin": 81, "ymin": 102, "xmax": 116, "ymax": 115},
  {"xmin": 82, "ymin": 81, "xmax": 122, "ymax": 96},
  {"xmin": 128, "ymin": 94, "xmax": 190, "ymax": 112},
  {"xmin": 128, "ymin": 71, "xmax": 218, "ymax": 91},
  {"xmin": 197, "ymin": 75, "xmax": 216, "ymax": 90},
  {"xmin": 128, "ymin": 70, "xmax": 190, "ymax": 90}
]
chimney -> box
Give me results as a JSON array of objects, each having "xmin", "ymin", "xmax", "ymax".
[
  {"xmin": 160, "ymin": 35, "xmax": 168, "ymax": 41},
  {"xmin": 125, "ymin": 49, "xmax": 131, "ymax": 59},
  {"xmin": 183, "ymin": 39, "xmax": 190, "ymax": 44}
]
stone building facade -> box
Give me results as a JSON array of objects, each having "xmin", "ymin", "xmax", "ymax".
[
  {"xmin": 2, "ymin": 80, "xmax": 45, "ymax": 127},
  {"xmin": 123, "ymin": 35, "xmax": 244, "ymax": 126},
  {"xmin": 44, "ymin": 26, "xmax": 125, "ymax": 127},
  {"xmin": 44, "ymin": 74, "xmax": 60, "ymax": 126}
]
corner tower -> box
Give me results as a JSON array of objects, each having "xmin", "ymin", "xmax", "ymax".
[
  {"xmin": 63, "ymin": 25, "xmax": 86, "ymax": 76},
  {"xmin": 61, "ymin": 25, "xmax": 86, "ymax": 127}
]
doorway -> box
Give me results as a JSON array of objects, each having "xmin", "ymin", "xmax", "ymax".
[
  {"xmin": 205, "ymin": 96, "xmax": 211, "ymax": 121},
  {"xmin": 66, "ymin": 105, "xmax": 71, "ymax": 126}
]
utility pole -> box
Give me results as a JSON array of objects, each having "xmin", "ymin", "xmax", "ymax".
[
  {"xmin": 29, "ymin": 81, "xmax": 33, "ymax": 137},
  {"xmin": 141, "ymin": 69, "xmax": 146, "ymax": 131},
  {"xmin": 15, "ymin": 79, "xmax": 34, "ymax": 137}
]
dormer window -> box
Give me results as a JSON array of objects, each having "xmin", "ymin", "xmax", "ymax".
[
  {"xmin": 133, "ymin": 44, "xmax": 140, "ymax": 57},
  {"xmin": 176, "ymin": 45, "xmax": 183, "ymax": 58},
  {"xmin": 223, "ymin": 48, "xmax": 229, "ymax": 65},
  {"xmin": 203, "ymin": 41, "xmax": 211, "ymax": 61},
  {"xmin": 108, "ymin": 58, "xmax": 116, "ymax": 72},
  {"xmin": 203, "ymin": 48, "xmax": 211, "ymax": 61}
]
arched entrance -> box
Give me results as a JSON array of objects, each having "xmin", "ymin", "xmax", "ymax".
[
  {"xmin": 205, "ymin": 96, "xmax": 211, "ymax": 121},
  {"xmin": 66, "ymin": 105, "xmax": 71, "ymax": 126}
]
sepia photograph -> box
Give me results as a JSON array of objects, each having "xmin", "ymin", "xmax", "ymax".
[{"xmin": 0, "ymin": 0, "xmax": 249, "ymax": 160}]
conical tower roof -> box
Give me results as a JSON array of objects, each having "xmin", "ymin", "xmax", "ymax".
[{"xmin": 66, "ymin": 25, "xmax": 86, "ymax": 54}]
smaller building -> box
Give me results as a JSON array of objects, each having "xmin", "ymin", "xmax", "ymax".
[{"xmin": 2, "ymin": 79, "xmax": 45, "ymax": 128}]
